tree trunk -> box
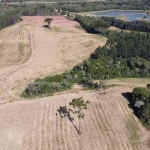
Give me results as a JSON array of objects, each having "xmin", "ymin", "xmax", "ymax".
[{"xmin": 78, "ymin": 118, "xmax": 81, "ymax": 135}]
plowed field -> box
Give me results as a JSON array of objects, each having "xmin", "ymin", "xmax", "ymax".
[
  {"xmin": 0, "ymin": 16, "xmax": 106, "ymax": 103},
  {"xmin": 0, "ymin": 87, "xmax": 149, "ymax": 150}
]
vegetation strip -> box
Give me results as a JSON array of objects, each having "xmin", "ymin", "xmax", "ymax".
[{"xmin": 22, "ymin": 15, "xmax": 150, "ymax": 98}]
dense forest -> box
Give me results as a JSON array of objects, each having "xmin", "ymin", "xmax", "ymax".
[
  {"xmin": 0, "ymin": 4, "xmax": 58, "ymax": 29},
  {"xmin": 1, "ymin": 0, "xmax": 150, "ymax": 12},
  {"xmin": 58, "ymin": 0, "xmax": 150, "ymax": 12},
  {"xmin": 75, "ymin": 15, "xmax": 150, "ymax": 34},
  {"xmin": 22, "ymin": 15, "xmax": 150, "ymax": 98},
  {"xmin": 0, "ymin": 9, "xmax": 21, "ymax": 30},
  {"xmin": 74, "ymin": 15, "xmax": 110, "ymax": 33},
  {"xmin": 22, "ymin": 4, "xmax": 56, "ymax": 16},
  {"xmin": 102, "ymin": 17, "xmax": 150, "ymax": 33},
  {"xmin": 131, "ymin": 85, "xmax": 150, "ymax": 127}
]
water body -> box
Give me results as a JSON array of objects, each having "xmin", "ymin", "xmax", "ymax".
[{"xmin": 94, "ymin": 10, "xmax": 150, "ymax": 21}]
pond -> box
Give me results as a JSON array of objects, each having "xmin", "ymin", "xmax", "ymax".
[{"xmin": 94, "ymin": 10, "xmax": 150, "ymax": 21}]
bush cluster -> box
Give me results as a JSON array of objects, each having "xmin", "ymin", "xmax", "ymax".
[{"xmin": 132, "ymin": 84, "xmax": 150, "ymax": 127}]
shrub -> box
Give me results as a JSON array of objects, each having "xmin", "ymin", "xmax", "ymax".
[
  {"xmin": 132, "ymin": 86, "xmax": 150, "ymax": 127},
  {"xmin": 146, "ymin": 83, "xmax": 150, "ymax": 89}
]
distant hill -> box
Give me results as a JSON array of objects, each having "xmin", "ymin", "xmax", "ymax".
[
  {"xmin": 3, "ymin": 0, "xmax": 106, "ymax": 3},
  {"xmin": 3, "ymin": 0, "xmax": 147, "ymax": 3},
  {"xmin": 2, "ymin": 0, "xmax": 149, "ymax": 5}
]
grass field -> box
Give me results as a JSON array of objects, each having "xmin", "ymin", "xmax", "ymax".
[{"xmin": 0, "ymin": 24, "xmax": 31, "ymax": 67}]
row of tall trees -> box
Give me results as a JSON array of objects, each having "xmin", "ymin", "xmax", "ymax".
[
  {"xmin": 74, "ymin": 15, "xmax": 110, "ymax": 33},
  {"xmin": 1, "ymin": 0, "xmax": 150, "ymax": 14},
  {"xmin": 102, "ymin": 17, "xmax": 150, "ymax": 33},
  {"xmin": 103, "ymin": 31, "xmax": 150, "ymax": 60},
  {"xmin": 22, "ymin": 4, "xmax": 56, "ymax": 16},
  {"xmin": 0, "ymin": 9, "xmax": 21, "ymax": 30},
  {"xmin": 0, "ymin": 4, "xmax": 58, "ymax": 30},
  {"xmin": 75, "ymin": 15, "xmax": 150, "ymax": 34}
]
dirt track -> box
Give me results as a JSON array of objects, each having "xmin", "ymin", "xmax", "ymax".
[{"xmin": 0, "ymin": 16, "xmax": 106, "ymax": 103}]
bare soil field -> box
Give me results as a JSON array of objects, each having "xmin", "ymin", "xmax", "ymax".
[
  {"xmin": 0, "ymin": 86, "xmax": 150, "ymax": 150},
  {"xmin": 0, "ymin": 16, "xmax": 150, "ymax": 150},
  {"xmin": 0, "ymin": 16, "xmax": 106, "ymax": 103}
]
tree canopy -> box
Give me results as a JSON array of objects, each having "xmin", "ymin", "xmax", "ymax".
[
  {"xmin": 69, "ymin": 97, "xmax": 90, "ymax": 134},
  {"xmin": 131, "ymin": 85, "xmax": 150, "ymax": 127},
  {"xmin": 44, "ymin": 18, "xmax": 53, "ymax": 28}
]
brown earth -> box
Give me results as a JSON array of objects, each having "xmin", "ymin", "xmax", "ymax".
[{"xmin": 0, "ymin": 86, "xmax": 150, "ymax": 150}]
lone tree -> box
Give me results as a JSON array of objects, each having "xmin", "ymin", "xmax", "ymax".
[
  {"xmin": 44, "ymin": 18, "xmax": 53, "ymax": 29},
  {"xmin": 69, "ymin": 97, "xmax": 90, "ymax": 135},
  {"xmin": 56, "ymin": 106, "xmax": 80, "ymax": 133}
]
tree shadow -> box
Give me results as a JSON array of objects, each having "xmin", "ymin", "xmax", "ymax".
[
  {"xmin": 122, "ymin": 92, "xmax": 132, "ymax": 101},
  {"xmin": 56, "ymin": 106, "xmax": 79, "ymax": 134},
  {"xmin": 80, "ymin": 80, "xmax": 100, "ymax": 90},
  {"xmin": 43, "ymin": 25, "xmax": 49, "ymax": 28},
  {"xmin": 80, "ymin": 80, "xmax": 106, "ymax": 94},
  {"xmin": 122, "ymin": 92, "xmax": 138, "ymax": 116}
]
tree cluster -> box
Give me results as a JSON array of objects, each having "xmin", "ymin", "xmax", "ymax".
[
  {"xmin": 131, "ymin": 85, "xmax": 150, "ymax": 127},
  {"xmin": 22, "ymin": 4, "xmax": 56, "ymax": 16},
  {"xmin": 58, "ymin": 1, "xmax": 150, "ymax": 13},
  {"xmin": 0, "ymin": 9, "xmax": 21, "ymax": 30},
  {"xmin": 75, "ymin": 15, "xmax": 110, "ymax": 33},
  {"xmin": 102, "ymin": 17, "xmax": 150, "ymax": 33}
]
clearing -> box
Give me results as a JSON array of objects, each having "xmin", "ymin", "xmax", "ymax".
[{"xmin": 0, "ymin": 16, "xmax": 106, "ymax": 103}]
